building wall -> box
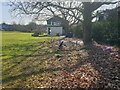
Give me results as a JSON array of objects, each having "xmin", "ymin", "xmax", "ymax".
[{"xmin": 47, "ymin": 27, "xmax": 63, "ymax": 36}]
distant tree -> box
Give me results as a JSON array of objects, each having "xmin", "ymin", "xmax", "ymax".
[
  {"xmin": 1, "ymin": 22, "xmax": 13, "ymax": 31},
  {"xmin": 12, "ymin": 22, "xmax": 17, "ymax": 31},
  {"xmin": 33, "ymin": 24, "xmax": 47, "ymax": 35},
  {"xmin": 26, "ymin": 22, "xmax": 37, "ymax": 32}
]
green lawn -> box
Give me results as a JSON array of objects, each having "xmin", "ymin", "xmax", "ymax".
[
  {"xmin": 1, "ymin": 31, "xmax": 61, "ymax": 88},
  {"xmin": 2, "ymin": 31, "xmax": 59, "ymax": 59}
]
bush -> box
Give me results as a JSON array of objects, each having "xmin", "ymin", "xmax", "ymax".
[
  {"xmin": 55, "ymin": 54, "xmax": 62, "ymax": 58},
  {"xmin": 92, "ymin": 17, "xmax": 119, "ymax": 46},
  {"xmin": 31, "ymin": 32, "xmax": 39, "ymax": 37},
  {"xmin": 71, "ymin": 24, "xmax": 83, "ymax": 38},
  {"xmin": 56, "ymin": 33, "xmax": 60, "ymax": 36}
]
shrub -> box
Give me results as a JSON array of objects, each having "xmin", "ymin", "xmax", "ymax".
[
  {"xmin": 92, "ymin": 17, "xmax": 119, "ymax": 46},
  {"xmin": 55, "ymin": 54, "xmax": 62, "ymax": 58},
  {"xmin": 56, "ymin": 33, "xmax": 60, "ymax": 36},
  {"xmin": 71, "ymin": 24, "xmax": 83, "ymax": 38},
  {"xmin": 31, "ymin": 32, "xmax": 39, "ymax": 37}
]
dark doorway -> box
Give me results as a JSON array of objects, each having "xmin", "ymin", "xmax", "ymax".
[{"xmin": 48, "ymin": 27, "xmax": 51, "ymax": 35}]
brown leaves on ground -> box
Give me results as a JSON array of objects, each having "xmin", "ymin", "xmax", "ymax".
[
  {"xmin": 2, "ymin": 38, "xmax": 120, "ymax": 89},
  {"xmin": 48, "ymin": 38, "xmax": 120, "ymax": 89},
  {"xmin": 51, "ymin": 63, "xmax": 99, "ymax": 89}
]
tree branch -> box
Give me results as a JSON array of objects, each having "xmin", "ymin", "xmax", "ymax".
[{"xmin": 91, "ymin": 1, "xmax": 118, "ymax": 12}]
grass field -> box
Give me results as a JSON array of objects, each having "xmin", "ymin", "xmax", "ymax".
[
  {"xmin": 1, "ymin": 31, "xmax": 61, "ymax": 88},
  {"xmin": 2, "ymin": 31, "xmax": 59, "ymax": 59}
]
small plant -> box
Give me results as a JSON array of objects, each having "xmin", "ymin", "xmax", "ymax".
[
  {"xmin": 56, "ymin": 33, "xmax": 60, "ymax": 36},
  {"xmin": 55, "ymin": 54, "xmax": 62, "ymax": 58}
]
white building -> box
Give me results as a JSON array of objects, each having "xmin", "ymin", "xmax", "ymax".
[{"xmin": 47, "ymin": 16, "xmax": 68, "ymax": 36}]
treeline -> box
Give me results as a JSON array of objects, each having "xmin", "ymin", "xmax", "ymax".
[{"xmin": 0, "ymin": 22, "xmax": 47, "ymax": 34}]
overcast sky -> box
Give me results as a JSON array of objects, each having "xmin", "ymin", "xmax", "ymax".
[
  {"xmin": 0, "ymin": 2, "xmax": 34, "ymax": 25},
  {"xmin": 0, "ymin": 0, "xmax": 117, "ymax": 25}
]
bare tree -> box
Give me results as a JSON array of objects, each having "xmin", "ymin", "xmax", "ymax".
[
  {"xmin": 8, "ymin": 0, "xmax": 119, "ymax": 45},
  {"xmin": 8, "ymin": 1, "xmax": 83, "ymax": 26}
]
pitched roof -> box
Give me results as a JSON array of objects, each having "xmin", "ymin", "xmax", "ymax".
[{"xmin": 47, "ymin": 16, "xmax": 67, "ymax": 22}]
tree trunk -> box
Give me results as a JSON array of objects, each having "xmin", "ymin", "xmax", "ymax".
[{"xmin": 83, "ymin": 2, "xmax": 92, "ymax": 45}]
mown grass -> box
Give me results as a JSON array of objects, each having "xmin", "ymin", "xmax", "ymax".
[
  {"xmin": 2, "ymin": 31, "xmax": 59, "ymax": 59},
  {"xmin": 1, "ymin": 31, "xmax": 61, "ymax": 88}
]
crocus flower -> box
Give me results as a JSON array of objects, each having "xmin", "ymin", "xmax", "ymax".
[
  {"xmin": 110, "ymin": 51, "xmax": 119, "ymax": 56},
  {"xmin": 105, "ymin": 47, "xmax": 111, "ymax": 53}
]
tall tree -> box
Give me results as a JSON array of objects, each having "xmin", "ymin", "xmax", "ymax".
[
  {"xmin": 8, "ymin": 0, "xmax": 119, "ymax": 45},
  {"xmin": 82, "ymin": 1, "xmax": 118, "ymax": 44}
]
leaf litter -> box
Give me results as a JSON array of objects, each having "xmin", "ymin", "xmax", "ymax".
[{"xmin": 2, "ymin": 38, "xmax": 120, "ymax": 89}]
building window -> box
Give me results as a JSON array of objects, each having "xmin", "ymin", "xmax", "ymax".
[{"xmin": 51, "ymin": 22, "xmax": 54, "ymax": 25}]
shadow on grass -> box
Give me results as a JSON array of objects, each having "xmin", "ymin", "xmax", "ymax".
[
  {"xmin": 2, "ymin": 48, "xmax": 39, "ymax": 74},
  {"xmin": 2, "ymin": 44, "xmax": 61, "ymax": 85},
  {"xmin": 3, "ymin": 66, "xmax": 61, "ymax": 84},
  {"xmin": 2, "ymin": 41, "xmax": 54, "ymax": 73}
]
